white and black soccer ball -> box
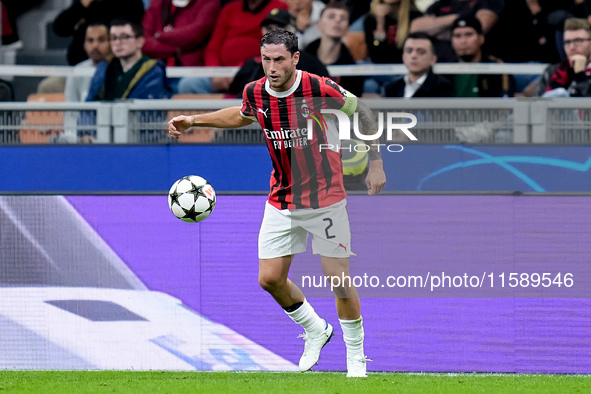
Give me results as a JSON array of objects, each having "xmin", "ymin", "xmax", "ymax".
[{"xmin": 168, "ymin": 175, "xmax": 216, "ymax": 223}]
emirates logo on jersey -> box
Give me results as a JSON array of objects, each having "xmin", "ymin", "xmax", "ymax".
[{"xmin": 264, "ymin": 127, "xmax": 310, "ymax": 149}]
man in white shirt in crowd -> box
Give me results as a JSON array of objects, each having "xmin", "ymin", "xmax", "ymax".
[
  {"xmin": 61, "ymin": 22, "xmax": 112, "ymax": 143},
  {"xmin": 383, "ymin": 31, "xmax": 454, "ymax": 98},
  {"xmin": 64, "ymin": 22, "xmax": 112, "ymax": 102}
]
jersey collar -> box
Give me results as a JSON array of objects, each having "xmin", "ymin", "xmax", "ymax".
[{"xmin": 265, "ymin": 70, "xmax": 302, "ymax": 98}]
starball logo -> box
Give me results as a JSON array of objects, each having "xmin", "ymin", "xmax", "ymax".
[{"xmin": 303, "ymin": 108, "xmax": 418, "ymax": 153}]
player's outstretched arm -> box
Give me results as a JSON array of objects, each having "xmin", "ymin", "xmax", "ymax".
[
  {"xmin": 167, "ymin": 106, "xmax": 254, "ymax": 139},
  {"xmin": 355, "ymin": 99, "xmax": 387, "ymax": 195}
]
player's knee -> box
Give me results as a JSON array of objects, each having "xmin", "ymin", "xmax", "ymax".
[
  {"xmin": 258, "ymin": 274, "xmax": 285, "ymax": 292},
  {"xmin": 332, "ymin": 286, "xmax": 360, "ymax": 299}
]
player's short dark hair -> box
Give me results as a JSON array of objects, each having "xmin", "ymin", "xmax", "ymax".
[
  {"xmin": 260, "ymin": 28, "xmax": 299, "ymax": 55},
  {"xmin": 403, "ymin": 32, "xmax": 435, "ymax": 53},
  {"xmin": 320, "ymin": 1, "xmax": 350, "ymax": 18},
  {"xmin": 110, "ymin": 19, "xmax": 144, "ymax": 38}
]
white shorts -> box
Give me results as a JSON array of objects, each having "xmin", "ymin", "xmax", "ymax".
[{"xmin": 258, "ymin": 199, "xmax": 355, "ymax": 259}]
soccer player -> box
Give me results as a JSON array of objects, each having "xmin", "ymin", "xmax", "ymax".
[{"xmin": 167, "ymin": 28, "xmax": 386, "ymax": 378}]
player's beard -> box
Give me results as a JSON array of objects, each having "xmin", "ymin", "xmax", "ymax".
[{"xmin": 267, "ymin": 68, "xmax": 292, "ymax": 90}]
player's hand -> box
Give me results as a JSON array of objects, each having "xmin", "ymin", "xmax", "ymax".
[
  {"xmin": 366, "ymin": 160, "xmax": 386, "ymax": 195},
  {"xmin": 167, "ymin": 115, "xmax": 194, "ymax": 139},
  {"xmin": 569, "ymin": 54, "xmax": 588, "ymax": 74}
]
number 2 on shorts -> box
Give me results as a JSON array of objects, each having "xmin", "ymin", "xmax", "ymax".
[{"xmin": 323, "ymin": 218, "xmax": 336, "ymax": 239}]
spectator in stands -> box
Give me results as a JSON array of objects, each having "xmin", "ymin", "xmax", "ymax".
[
  {"xmin": 54, "ymin": 0, "xmax": 144, "ymax": 66},
  {"xmin": 284, "ymin": 0, "xmax": 325, "ymax": 50},
  {"xmin": 228, "ymin": 8, "xmax": 330, "ymax": 96},
  {"xmin": 142, "ymin": 0, "xmax": 220, "ymax": 67},
  {"xmin": 409, "ymin": 0, "xmax": 504, "ymax": 62},
  {"xmin": 383, "ymin": 32, "xmax": 454, "ymax": 97},
  {"xmin": 42, "ymin": 12, "xmax": 115, "ymax": 96},
  {"xmin": 449, "ymin": 16, "xmax": 514, "ymax": 97},
  {"xmin": 65, "ymin": 22, "xmax": 112, "ymax": 102},
  {"xmin": 176, "ymin": 0, "xmax": 288, "ymax": 94},
  {"xmin": 546, "ymin": 1, "xmax": 591, "ymax": 60},
  {"xmin": 537, "ymin": 18, "xmax": 591, "ymax": 97},
  {"xmin": 486, "ymin": 0, "xmax": 559, "ymax": 64},
  {"xmin": 305, "ymin": 1, "xmax": 364, "ymax": 96},
  {"xmin": 86, "ymin": 20, "xmax": 169, "ymax": 101},
  {"xmin": 364, "ymin": 0, "xmax": 422, "ymax": 64},
  {"xmin": 363, "ymin": 0, "xmax": 422, "ymax": 94}
]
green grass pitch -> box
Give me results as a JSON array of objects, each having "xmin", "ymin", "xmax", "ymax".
[{"xmin": 0, "ymin": 371, "xmax": 589, "ymax": 393}]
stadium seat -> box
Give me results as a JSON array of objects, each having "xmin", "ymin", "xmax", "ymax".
[
  {"xmin": 21, "ymin": 93, "xmax": 65, "ymax": 143},
  {"xmin": 168, "ymin": 94, "xmax": 226, "ymax": 143},
  {"xmin": 343, "ymin": 32, "xmax": 367, "ymax": 62}
]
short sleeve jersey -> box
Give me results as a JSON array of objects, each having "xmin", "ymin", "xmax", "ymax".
[{"xmin": 240, "ymin": 70, "xmax": 357, "ymax": 210}]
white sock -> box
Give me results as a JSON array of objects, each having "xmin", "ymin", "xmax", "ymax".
[
  {"xmin": 285, "ymin": 299, "xmax": 326, "ymax": 335},
  {"xmin": 340, "ymin": 316, "xmax": 364, "ymax": 358}
]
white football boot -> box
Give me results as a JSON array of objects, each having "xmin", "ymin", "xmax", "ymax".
[
  {"xmin": 298, "ymin": 321, "xmax": 334, "ymax": 372},
  {"xmin": 346, "ymin": 355, "xmax": 371, "ymax": 378}
]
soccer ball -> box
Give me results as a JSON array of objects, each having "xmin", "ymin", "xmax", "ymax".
[{"xmin": 168, "ymin": 175, "xmax": 216, "ymax": 223}]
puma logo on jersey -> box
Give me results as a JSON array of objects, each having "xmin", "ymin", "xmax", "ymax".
[{"xmin": 258, "ymin": 108, "xmax": 269, "ymax": 118}]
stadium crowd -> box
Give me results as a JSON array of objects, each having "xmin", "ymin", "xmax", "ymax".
[{"xmin": 4, "ymin": 0, "xmax": 591, "ymax": 100}]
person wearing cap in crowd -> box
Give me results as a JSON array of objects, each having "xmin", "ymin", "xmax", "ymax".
[
  {"xmin": 228, "ymin": 8, "xmax": 330, "ymax": 97},
  {"xmin": 409, "ymin": 0, "xmax": 504, "ymax": 62},
  {"xmin": 382, "ymin": 31, "xmax": 455, "ymax": 97},
  {"xmin": 448, "ymin": 15, "xmax": 514, "ymax": 97}
]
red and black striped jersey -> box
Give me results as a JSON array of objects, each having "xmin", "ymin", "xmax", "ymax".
[{"xmin": 240, "ymin": 70, "xmax": 357, "ymax": 210}]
